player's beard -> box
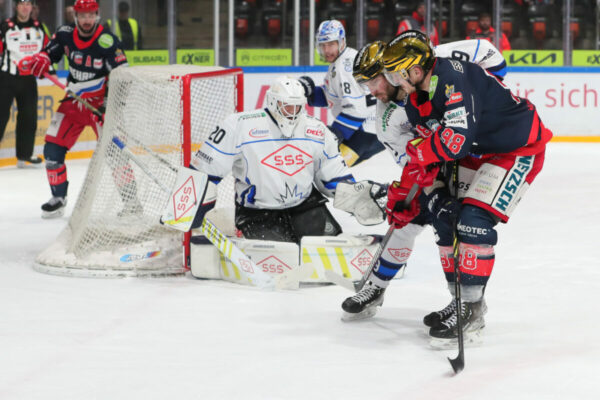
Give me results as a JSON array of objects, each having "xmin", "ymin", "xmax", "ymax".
[{"xmin": 78, "ymin": 21, "xmax": 97, "ymax": 36}]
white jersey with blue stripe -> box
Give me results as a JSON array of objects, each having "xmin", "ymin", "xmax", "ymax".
[
  {"xmin": 375, "ymin": 100, "xmax": 415, "ymax": 168},
  {"xmin": 434, "ymin": 39, "xmax": 507, "ymax": 78},
  {"xmin": 191, "ymin": 109, "xmax": 353, "ymax": 210},
  {"xmin": 324, "ymin": 46, "xmax": 377, "ymax": 135}
]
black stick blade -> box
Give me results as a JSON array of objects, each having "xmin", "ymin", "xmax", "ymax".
[{"xmin": 448, "ymin": 354, "xmax": 464, "ymax": 374}]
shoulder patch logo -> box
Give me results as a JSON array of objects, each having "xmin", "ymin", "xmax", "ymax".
[
  {"xmin": 305, "ymin": 127, "xmax": 325, "ymax": 140},
  {"xmin": 98, "ymin": 33, "xmax": 114, "ymax": 49},
  {"xmin": 449, "ymin": 59, "xmax": 464, "ymax": 73},
  {"xmin": 445, "ymin": 84, "xmax": 455, "ymax": 98}
]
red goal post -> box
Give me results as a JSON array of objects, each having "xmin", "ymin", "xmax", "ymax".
[{"xmin": 181, "ymin": 68, "xmax": 244, "ymax": 272}]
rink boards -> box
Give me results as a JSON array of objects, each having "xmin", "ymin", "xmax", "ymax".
[{"xmin": 1, "ymin": 66, "xmax": 599, "ymax": 168}]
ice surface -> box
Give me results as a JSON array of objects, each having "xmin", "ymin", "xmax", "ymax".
[{"xmin": 1, "ymin": 143, "xmax": 599, "ymax": 400}]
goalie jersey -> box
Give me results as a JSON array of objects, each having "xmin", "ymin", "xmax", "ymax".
[{"xmin": 191, "ymin": 109, "xmax": 354, "ymax": 210}]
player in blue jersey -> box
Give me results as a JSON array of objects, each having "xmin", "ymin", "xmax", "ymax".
[
  {"xmin": 28, "ymin": 0, "xmax": 128, "ymax": 218},
  {"xmin": 381, "ymin": 30, "xmax": 552, "ymax": 343},
  {"xmin": 297, "ymin": 20, "xmax": 384, "ymax": 166}
]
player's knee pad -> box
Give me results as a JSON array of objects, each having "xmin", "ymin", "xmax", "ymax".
[
  {"xmin": 432, "ymin": 214, "xmax": 454, "ymax": 246},
  {"xmin": 43, "ymin": 142, "xmax": 67, "ymax": 166},
  {"xmin": 457, "ymin": 205, "xmax": 498, "ymax": 246}
]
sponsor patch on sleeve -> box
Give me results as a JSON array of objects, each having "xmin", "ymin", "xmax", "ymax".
[
  {"xmin": 443, "ymin": 106, "xmax": 468, "ymax": 129},
  {"xmin": 445, "ymin": 92, "xmax": 463, "ymax": 106},
  {"xmin": 305, "ymin": 126, "xmax": 325, "ymax": 140}
]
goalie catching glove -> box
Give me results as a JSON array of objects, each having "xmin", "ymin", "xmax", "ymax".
[{"xmin": 333, "ymin": 180, "xmax": 387, "ymax": 225}]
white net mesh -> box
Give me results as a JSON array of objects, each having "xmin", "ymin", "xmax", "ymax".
[{"xmin": 35, "ymin": 65, "xmax": 240, "ymax": 277}]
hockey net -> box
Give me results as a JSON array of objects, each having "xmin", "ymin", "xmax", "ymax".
[{"xmin": 35, "ymin": 65, "xmax": 243, "ymax": 277}]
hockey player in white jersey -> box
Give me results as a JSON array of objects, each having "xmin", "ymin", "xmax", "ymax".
[
  {"xmin": 341, "ymin": 36, "xmax": 507, "ymax": 322},
  {"xmin": 434, "ymin": 38, "xmax": 507, "ymax": 79},
  {"xmin": 189, "ymin": 76, "xmax": 384, "ymax": 243},
  {"xmin": 297, "ymin": 20, "xmax": 384, "ymax": 167}
]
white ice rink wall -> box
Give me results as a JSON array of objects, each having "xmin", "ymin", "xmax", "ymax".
[{"xmin": 1, "ymin": 66, "xmax": 599, "ymax": 168}]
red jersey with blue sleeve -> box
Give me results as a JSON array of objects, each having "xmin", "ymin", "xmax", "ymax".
[
  {"xmin": 405, "ymin": 57, "xmax": 552, "ymax": 166},
  {"xmin": 42, "ymin": 24, "xmax": 127, "ymax": 98}
]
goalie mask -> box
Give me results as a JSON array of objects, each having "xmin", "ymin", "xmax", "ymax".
[{"xmin": 266, "ymin": 77, "xmax": 307, "ymax": 138}]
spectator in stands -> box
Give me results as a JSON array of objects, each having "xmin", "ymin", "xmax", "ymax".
[
  {"xmin": 105, "ymin": 1, "xmax": 142, "ymax": 50},
  {"xmin": 64, "ymin": 4, "xmax": 75, "ymax": 26},
  {"xmin": 396, "ymin": 1, "xmax": 439, "ymax": 46},
  {"xmin": 467, "ymin": 12, "xmax": 511, "ymax": 51},
  {"xmin": 31, "ymin": 3, "xmax": 50, "ymax": 37}
]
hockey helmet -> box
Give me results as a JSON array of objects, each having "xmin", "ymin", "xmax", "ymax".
[
  {"xmin": 353, "ymin": 41, "xmax": 387, "ymax": 85},
  {"xmin": 74, "ymin": 0, "xmax": 99, "ymax": 13},
  {"xmin": 73, "ymin": 0, "xmax": 100, "ymax": 34},
  {"xmin": 382, "ymin": 30, "xmax": 435, "ymax": 84},
  {"xmin": 266, "ymin": 77, "xmax": 307, "ymax": 138},
  {"xmin": 316, "ymin": 20, "xmax": 346, "ymax": 61}
]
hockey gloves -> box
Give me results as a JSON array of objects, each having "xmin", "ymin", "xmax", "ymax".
[
  {"xmin": 298, "ymin": 75, "xmax": 316, "ymax": 98},
  {"xmin": 404, "ymin": 162, "xmax": 441, "ymax": 188},
  {"xmin": 30, "ymin": 52, "xmax": 51, "ymax": 79},
  {"xmin": 386, "ymin": 180, "xmax": 421, "ymax": 229},
  {"xmin": 425, "ymin": 187, "xmax": 461, "ymax": 221}
]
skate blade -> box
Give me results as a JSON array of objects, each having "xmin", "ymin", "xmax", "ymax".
[
  {"xmin": 341, "ymin": 306, "xmax": 379, "ymax": 322},
  {"xmin": 428, "ymin": 329, "xmax": 484, "ymax": 350},
  {"xmin": 41, "ymin": 208, "xmax": 65, "ymax": 219}
]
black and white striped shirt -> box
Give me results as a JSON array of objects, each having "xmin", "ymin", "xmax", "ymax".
[{"xmin": 0, "ymin": 17, "xmax": 49, "ymax": 76}]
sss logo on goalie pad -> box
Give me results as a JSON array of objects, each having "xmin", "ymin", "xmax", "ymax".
[
  {"xmin": 350, "ymin": 249, "xmax": 374, "ymax": 274},
  {"xmin": 172, "ymin": 176, "xmax": 198, "ymax": 220},
  {"xmin": 257, "ymin": 255, "xmax": 292, "ymax": 274}
]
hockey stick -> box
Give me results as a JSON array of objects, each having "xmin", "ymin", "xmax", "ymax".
[
  {"xmin": 448, "ymin": 161, "xmax": 465, "ymax": 374},
  {"xmin": 16, "ymin": 58, "xmax": 105, "ymax": 120},
  {"xmin": 200, "ymin": 218, "xmax": 275, "ymax": 289},
  {"xmin": 346, "ymin": 183, "xmax": 419, "ymax": 293},
  {"xmin": 43, "ymin": 71, "xmax": 105, "ymax": 120}
]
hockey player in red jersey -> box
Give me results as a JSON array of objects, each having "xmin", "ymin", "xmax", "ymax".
[
  {"xmin": 28, "ymin": 0, "xmax": 128, "ymax": 218},
  {"xmin": 382, "ymin": 31, "xmax": 552, "ymax": 344}
]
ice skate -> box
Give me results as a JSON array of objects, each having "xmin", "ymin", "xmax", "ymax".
[
  {"xmin": 341, "ymin": 281, "xmax": 385, "ymax": 321},
  {"xmin": 17, "ymin": 156, "xmax": 43, "ymax": 169},
  {"xmin": 41, "ymin": 196, "xmax": 67, "ymax": 219},
  {"xmin": 429, "ymin": 299, "xmax": 487, "ymax": 349}
]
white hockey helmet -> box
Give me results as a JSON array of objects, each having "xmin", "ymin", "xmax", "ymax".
[
  {"xmin": 266, "ymin": 77, "xmax": 307, "ymax": 138},
  {"xmin": 316, "ymin": 20, "xmax": 346, "ymax": 61}
]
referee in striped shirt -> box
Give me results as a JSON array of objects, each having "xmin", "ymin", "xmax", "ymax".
[{"xmin": 0, "ymin": 0, "xmax": 49, "ymax": 167}]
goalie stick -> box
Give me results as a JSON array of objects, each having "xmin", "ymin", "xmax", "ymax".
[{"xmin": 327, "ymin": 183, "xmax": 419, "ymax": 293}]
